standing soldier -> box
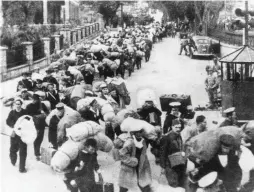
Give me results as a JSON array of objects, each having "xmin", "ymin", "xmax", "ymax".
[
  {"xmin": 205, "ymin": 67, "xmax": 218, "ymax": 109},
  {"xmin": 6, "ymin": 99, "xmax": 28, "ymax": 173},
  {"xmin": 218, "ymin": 107, "xmax": 238, "ymax": 127},
  {"xmin": 179, "ymin": 35, "xmax": 188, "ymax": 56}
]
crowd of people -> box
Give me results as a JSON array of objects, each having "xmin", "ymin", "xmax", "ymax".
[{"xmin": 3, "ymin": 21, "xmax": 254, "ymax": 192}]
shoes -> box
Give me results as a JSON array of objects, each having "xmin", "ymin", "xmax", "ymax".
[
  {"xmin": 19, "ymin": 168, "xmax": 27, "ymax": 173},
  {"xmin": 11, "ymin": 161, "xmax": 16, "ymax": 166},
  {"xmin": 35, "ymin": 156, "xmax": 41, "ymax": 161}
]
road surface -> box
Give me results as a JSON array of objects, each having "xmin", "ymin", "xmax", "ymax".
[{"xmin": 1, "ymin": 36, "xmax": 223, "ymax": 192}]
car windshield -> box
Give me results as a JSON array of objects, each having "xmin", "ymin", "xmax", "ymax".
[{"xmin": 196, "ymin": 39, "xmax": 209, "ymax": 44}]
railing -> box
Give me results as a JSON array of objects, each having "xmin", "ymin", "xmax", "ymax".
[
  {"xmin": 208, "ymin": 28, "xmax": 254, "ymax": 47},
  {"xmin": 59, "ymin": 34, "xmax": 64, "ymax": 50},
  {"xmin": 70, "ymin": 31, "xmax": 73, "ymax": 45},
  {"xmin": 33, "ymin": 40, "xmax": 45, "ymax": 61},
  {"xmin": 50, "ymin": 37, "xmax": 55, "ymax": 54},
  {"xmin": 6, "ymin": 45, "xmax": 27, "ymax": 68}
]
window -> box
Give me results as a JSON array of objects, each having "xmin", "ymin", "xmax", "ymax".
[{"xmin": 196, "ymin": 39, "xmax": 209, "ymax": 44}]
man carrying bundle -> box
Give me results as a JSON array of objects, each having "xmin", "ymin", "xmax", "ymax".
[
  {"xmin": 63, "ymin": 138, "xmax": 102, "ymax": 192},
  {"xmin": 160, "ymin": 118, "xmax": 186, "ymax": 188}
]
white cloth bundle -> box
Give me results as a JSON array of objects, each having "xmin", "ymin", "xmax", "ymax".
[
  {"xmin": 66, "ymin": 121, "xmax": 104, "ymax": 142},
  {"xmin": 239, "ymin": 145, "xmax": 254, "ymax": 172},
  {"xmin": 121, "ymin": 117, "xmax": 158, "ymax": 140},
  {"xmin": 13, "ymin": 115, "xmax": 37, "ymax": 144}
]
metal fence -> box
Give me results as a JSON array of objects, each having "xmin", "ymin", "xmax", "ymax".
[
  {"xmin": 6, "ymin": 45, "xmax": 27, "ymax": 68},
  {"xmin": 60, "ymin": 34, "xmax": 64, "ymax": 50},
  {"xmin": 33, "ymin": 40, "xmax": 45, "ymax": 61},
  {"xmin": 208, "ymin": 29, "xmax": 254, "ymax": 47},
  {"xmin": 70, "ymin": 31, "xmax": 73, "ymax": 45},
  {"xmin": 50, "ymin": 37, "xmax": 55, "ymax": 54}
]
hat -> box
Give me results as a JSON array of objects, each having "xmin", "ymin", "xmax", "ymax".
[
  {"xmin": 198, "ymin": 172, "xmax": 218, "ymax": 188},
  {"xmin": 169, "ymin": 102, "xmax": 181, "ymax": 107},
  {"xmin": 145, "ymin": 96, "xmax": 153, "ymax": 102},
  {"xmin": 22, "ymin": 72, "xmax": 29, "ymax": 76},
  {"xmin": 20, "ymin": 88, "xmax": 28, "ymax": 93},
  {"xmin": 100, "ymin": 83, "xmax": 108, "ymax": 89},
  {"xmin": 223, "ymin": 107, "xmax": 235, "ymax": 114},
  {"xmin": 220, "ymin": 134, "xmax": 235, "ymax": 147},
  {"xmin": 36, "ymin": 79, "xmax": 43, "ymax": 84},
  {"xmin": 85, "ymin": 90, "xmax": 94, "ymax": 97},
  {"xmin": 32, "ymin": 93, "xmax": 40, "ymax": 100},
  {"xmin": 45, "ymin": 69, "xmax": 53, "ymax": 74},
  {"xmin": 172, "ymin": 118, "xmax": 182, "ymax": 126},
  {"xmin": 56, "ymin": 102, "xmax": 65, "ymax": 110}
]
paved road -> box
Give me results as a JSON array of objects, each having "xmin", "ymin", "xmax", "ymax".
[{"xmin": 1, "ymin": 36, "xmax": 222, "ymax": 192}]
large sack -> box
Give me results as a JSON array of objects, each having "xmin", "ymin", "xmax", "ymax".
[
  {"xmin": 103, "ymin": 112, "xmax": 116, "ymax": 122},
  {"xmin": 215, "ymin": 126, "xmax": 243, "ymax": 150},
  {"xmin": 31, "ymin": 72, "xmax": 44, "ymax": 81},
  {"xmin": 70, "ymin": 84, "xmax": 87, "ymax": 100},
  {"xmin": 66, "ymin": 121, "xmax": 103, "ymax": 142},
  {"xmin": 110, "ymin": 62, "xmax": 118, "ymax": 71},
  {"xmin": 76, "ymin": 97, "xmax": 94, "ymax": 113},
  {"xmin": 93, "ymin": 81, "xmax": 105, "ymax": 92},
  {"xmin": 185, "ymin": 130, "xmax": 220, "ymax": 162},
  {"xmin": 13, "ymin": 115, "xmax": 37, "ymax": 144},
  {"xmin": 90, "ymin": 44, "xmax": 102, "ymax": 53},
  {"xmin": 106, "ymin": 77, "xmax": 129, "ymax": 97},
  {"xmin": 51, "ymin": 150, "xmax": 71, "ymax": 172},
  {"xmin": 58, "ymin": 139, "xmax": 79, "ymax": 160},
  {"xmin": 57, "ymin": 110, "xmax": 83, "ymax": 144},
  {"xmin": 120, "ymin": 117, "xmax": 158, "ymax": 140},
  {"xmin": 101, "ymin": 103, "xmax": 114, "ymax": 115},
  {"xmin": 239, "ymin": 145, "xmax": 254, "ymax": 172},
  {"xmin": 93, "ymin": 132, "xmax": 113, "ymax": 152},
  {"xmin": 112, "ymin": 109, "xmax": 140, "ymax": 129}
]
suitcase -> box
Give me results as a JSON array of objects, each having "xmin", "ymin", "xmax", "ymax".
[
  {"xmin": 159, "ymin": 94, "xmax": 192, "ymax": 112},
  {"xmin": 41, "ymin": 147, "xmax": 57, "ymax": 165}
]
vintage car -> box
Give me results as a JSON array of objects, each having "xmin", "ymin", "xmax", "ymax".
[{"xmin": 188, "ymin": 36, "xmax": 220, "ymax": 59}]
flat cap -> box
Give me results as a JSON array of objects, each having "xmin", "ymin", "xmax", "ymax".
[
  {"xmin": 36, "ymin": 79, "xmax": 43, "ymax": 84},
  {"xmin": 100, "ymin": 83, "xmax": 108, "ymax": 89},
  {"xmin": 56, "ymin": 102, "xmax": 65, "ymax": 110},
  {"xmin": 22, "ymin": 72, "xmax": 29, "ymax": 76},
  {"xmin": 32, "ymin": 93, "xmax": 40, "ymax": 100},
  {"xmin": 172, "ymin": 118, "xmax": 182, "ymax": 126},
  {"xmin": 223, "ymin": 107, "xmax": 235, "ymax": 114},
  {"xmin": 169, "ymin": 102, "xmax": 181, "ymax": 107},
  {"xmin": 220, "ymin": 134, "xmax": 235, "ymax": 147},
  {"xmin": 198, "ymin": 172, "xmax": 218, "ymax": 188},
  {"xmin": 20, "ymin": 88, "xmax": 28, "ymax": 93}
]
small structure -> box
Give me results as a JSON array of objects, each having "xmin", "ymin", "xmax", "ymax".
[{"xmin": 219, "ymin": 45, "xmax": 254, "ymax": 121}]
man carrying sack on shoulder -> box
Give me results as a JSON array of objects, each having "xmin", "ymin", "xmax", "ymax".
[{"xmin": 160, "ymin": 118, "xmax": 187, "ymax": 188}]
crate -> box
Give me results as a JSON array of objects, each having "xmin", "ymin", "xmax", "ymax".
[{"xmin": 41, "ymin": 147, "xmax": 57, "ymax": 165}]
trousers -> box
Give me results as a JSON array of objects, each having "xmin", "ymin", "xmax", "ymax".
[
  {"xmin": 10, "ymin": 134, "xmax": 27, "ymax": 170},
  {"xmin": 34, "ymin": 128, "xmax": 45, "ymax": 156}
]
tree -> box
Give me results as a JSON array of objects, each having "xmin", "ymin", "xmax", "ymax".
[
  {"xmin": 2, "ymin": 1, "xmax": 43, "ymax": 26},
  {"xmin": 81, "ymin": 1, "xmax": 121, "ymax": 26}
]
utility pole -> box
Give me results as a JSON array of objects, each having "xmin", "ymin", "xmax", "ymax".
[{"xmin": 245, "ymin": 0, "xmax": 248, "ymax": 45}]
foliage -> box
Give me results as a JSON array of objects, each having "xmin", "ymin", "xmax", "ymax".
[
  {"xmin": 81, "ymin": 1, "xmax": 121, "ymax": 25},
  {"xmin": 135, "ymin": 15, "xmax": 154, "ymax": 26},
  {"xmin": 0, "ymin": 25, "xmax": 52, "ymax": 49},
  {"xmin": 2, "ymin": 1, "xmax": 43, "ymax": 26},
  {"xmin": 123, "ymin": 13, "xmax": 135, "ymax": 27}
]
